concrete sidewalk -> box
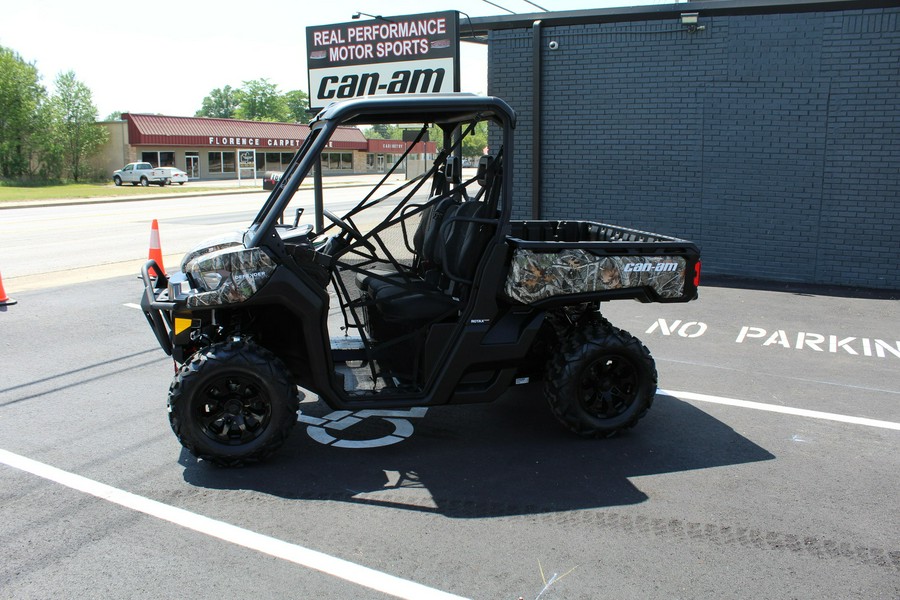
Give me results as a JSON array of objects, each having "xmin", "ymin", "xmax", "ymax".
[
  {"xmin": 0, "ymin": 172, "xmax": 409, "ymax": 210},
  {"xmin": 182, "ymin": 172, "xmax": 407, "ymax": 190}
]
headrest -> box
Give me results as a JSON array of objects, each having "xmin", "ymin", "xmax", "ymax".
[
  {"xmin": 477, "ymin": 155, "xmax": 494, "ymax": 187},
  {"xmin": 445, "ymin": 156, "xmax": 460, "ymax": 182}
]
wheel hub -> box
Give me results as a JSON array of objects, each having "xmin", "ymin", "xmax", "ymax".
[
  {"xmin": 581, "ymin": 356, "xmax": 637, "ymax": 418},
  {"xmin": 199, "ymin": 375, "xmax": 272, "ymax": 445}
]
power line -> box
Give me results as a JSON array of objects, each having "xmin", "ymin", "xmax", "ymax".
[
  {"xmin": 521, "ymin": 0, "xmax": 549, "ymax": 11},
  {"xmin": 481, "ymin": 0, "xmax": 517, "ymax": 15}
]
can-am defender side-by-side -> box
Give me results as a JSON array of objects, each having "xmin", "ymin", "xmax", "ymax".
[{"xmin": 141, "ymin": 94, "xmax": 701, "ymax": 466}]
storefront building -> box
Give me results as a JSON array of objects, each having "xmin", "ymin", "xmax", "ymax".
[{"xmin": 94, "ymin": 113, "xmax": 435, "ymax": 180}]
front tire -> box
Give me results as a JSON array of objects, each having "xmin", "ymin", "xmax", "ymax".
[
  {"xmin": 113, "ymin": 176, "xmax": 122, "ymax": 186},
  {"xmin": 168, "ymin": 340, "xmax": 299, "ymax": 466},
  {"xmin": 544, "ymin": 323, "xmax": 657, "ymax": 438}
]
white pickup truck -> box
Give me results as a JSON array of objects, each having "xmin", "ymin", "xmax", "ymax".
[{"xmin": 112, "ymin": 162, "xmax": 188, "ymax": 186}]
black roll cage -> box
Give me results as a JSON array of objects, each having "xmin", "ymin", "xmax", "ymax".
[{"xmin": 246, "ymin": 94, "xmax": 517, "ymax": 252}]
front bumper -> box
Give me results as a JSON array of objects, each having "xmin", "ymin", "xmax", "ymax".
[{"xmin": 140, "ymin": 259, "xmax": 177, "ymax": 355}]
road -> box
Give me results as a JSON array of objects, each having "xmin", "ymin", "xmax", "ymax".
[
  {"xmin": 0, "ymin": 185, "xmax": 403, "ymax": 290},
  {"xmin": 0, "ymin": 195, "xmax": 898, "ymax": 599}
]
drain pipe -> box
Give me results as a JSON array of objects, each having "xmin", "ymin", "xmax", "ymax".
[{"xmin": 532, "ymin": 20, "xmax": 542, "ymax": 220}]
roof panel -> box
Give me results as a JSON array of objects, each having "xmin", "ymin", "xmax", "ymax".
[{"xmin": 122, "ymin": 113, "xmax": 367, "ymax": 148}]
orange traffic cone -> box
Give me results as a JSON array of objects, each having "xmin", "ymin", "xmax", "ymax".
[
  {"xmin": 148, "ymin": 219, "xmax": 166, "ymax": 278},
  {"xmin": 0, "ymin": 268, "xmax": 16, "ymax": 307}
]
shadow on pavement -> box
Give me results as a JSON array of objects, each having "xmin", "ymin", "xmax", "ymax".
[{"xmin": 180, "ymin": 386, "xmax": 774, "ymax": 518}]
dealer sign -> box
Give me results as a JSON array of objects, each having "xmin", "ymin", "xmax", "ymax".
[{"xmin": 307, "ymin": 11, "xmax": 460, "ymax": 110}]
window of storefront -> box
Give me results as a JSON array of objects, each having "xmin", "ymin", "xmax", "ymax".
[
  {"xmin": 141, "ymin": 151, "xmax": 175, "ymax": 167},
  {"xmin": 324, "ymin": 152, "xmax": 353, "ymax": 171},
  {"xmin": 263, "ymin": 152, "xmax": 296, "ymax": 171},
  {"xmin": 208, "ymin": 151, "xmax": 236, "ymax": 173}
]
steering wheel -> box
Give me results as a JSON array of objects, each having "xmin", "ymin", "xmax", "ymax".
[{"xmin": 322, "ymin": 209, "xmax": 376, "ymax": 253}]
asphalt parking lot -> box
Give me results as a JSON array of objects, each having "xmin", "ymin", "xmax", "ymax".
[{"xmin": 0, "ymin": 275, "xmax": 897, "ymax": 599}]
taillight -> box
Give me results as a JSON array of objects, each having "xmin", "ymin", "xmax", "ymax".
[{"xmin": 694, "ymin": 261, "xmax": 702, "ymax": 287}]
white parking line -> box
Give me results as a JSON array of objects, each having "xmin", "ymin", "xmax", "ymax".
[
  {"xmin": 0, "ymin": 449, "xmax": 468, "ymax": 600},
  {"xmin": 661, "ymin": 389, "xmax": 900, "ymax": 431}
]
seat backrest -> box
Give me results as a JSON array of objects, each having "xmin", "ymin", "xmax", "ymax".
[
  {"xmin": 440, "ymin": 201, "xmax": 495, "ymax": 290},
  {"xmin": 412, "ymin": 196, "xmax": 459, "ymax": 271}
]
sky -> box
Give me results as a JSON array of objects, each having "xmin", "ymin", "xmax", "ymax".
[{"xmin": 0, "ymin": 0, "xmax": 672, "ymax": 119}]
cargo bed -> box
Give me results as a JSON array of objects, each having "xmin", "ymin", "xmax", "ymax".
[{"xmin": 504, "ymin": 220, "xmax": 701, "ymax": 305}]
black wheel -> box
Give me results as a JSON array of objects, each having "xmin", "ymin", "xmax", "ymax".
[
  {"xmin": 168, "ymin": 340, "xmax": 299, "ymax": 466},
  {"xmin": 158, "ymin": 178, "xmax": 169, "ymax": 187},
  {"xmin": 544, "ymin": 323, "xmax": 657, "ymax": 438},
  {"xmin": 140, "ymin": 176, "xmax": 149, "ymax": 187},
  {"xmin": 113, "ymin": 176, "xmax": 122, "ymax": 186}
]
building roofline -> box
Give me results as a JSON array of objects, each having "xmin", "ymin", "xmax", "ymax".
[
  {"xmin": 121, "ymin": 112, "xmax": 312, "ymax": 128},
  {"xmin": 464, "ymin": 0, "xmax": 896, "ymax": 37}
]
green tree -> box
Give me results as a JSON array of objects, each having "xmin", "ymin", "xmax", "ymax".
[
  {"xmin": 365, "ymin": 123, "xmax": 402, "ymax": 140},
  {"xmin": 236, "ymin": 78, "xmax": 288, "ymax": 121},
  {"xmin": 0, "ymin": 46, "xmax": 45, "ymax": 178},
  {"xmin": 196, "ymin": 85, "xmax": 239, "ymax": 118},
  {"xmin": 283, "ymin": 89, "xmax": 310, "ymax": 123},
  {"xmin": 49, "ymin": 70, "xmax": 108, "ymax": 181},
  {"xmin": 31, "ymin": 101, "xmax": 65, "ymax": 179},
  {"xmin": 460, "ymin": 120, "xmax": 489, "ymax": 159}
]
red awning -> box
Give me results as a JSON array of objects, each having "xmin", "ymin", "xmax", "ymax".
[
  {"xmin": 367, "ymin": 139, "xmax": 437, "ymax": 154},
  {"xmin": 122, "ymin": 113, "xmax": 368, "ymax": 150}
]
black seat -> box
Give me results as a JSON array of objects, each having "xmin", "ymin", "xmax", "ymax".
[
  {"xmin": 360, "ymin": 154, "xmax": 501, "ymax": 342},
  {"xmin": 364, "ymin": 199, "xmax": 495, "ymax": 339},
  {"xmin": 355, "ymin": 194, "xmax": 459, "ymax": 296}
]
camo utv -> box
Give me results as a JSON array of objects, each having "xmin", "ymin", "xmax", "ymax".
[{"xmin": 141, "ymin": 94, "xmax": 700, "ymax": 465}]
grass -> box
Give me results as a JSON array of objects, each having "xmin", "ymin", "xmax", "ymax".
[{"xmin": 0, "ymin": 181, "xmax": 236, "ymax": 203}]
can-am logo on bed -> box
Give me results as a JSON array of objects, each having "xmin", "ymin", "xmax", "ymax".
[
  {"xmin": 623, "ymin": 261, "xmax": 680, "ymax": 273},
  {"xmin": 307, "ymin": 11, "xmax": 459, "ymax": 110}
]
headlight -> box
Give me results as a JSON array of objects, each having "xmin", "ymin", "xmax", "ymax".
[
  {"xmin": 184, "ymin": 246, "xmax": 276, "ymax": 308},
  {"xmin": 180, "ymin": 230, "xmax": 245, "ymax": 272}
]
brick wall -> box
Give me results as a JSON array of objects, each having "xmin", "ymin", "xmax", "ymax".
[{"xmin": 488, "ymin": 6, "xmax": 900, "ymax": 289}]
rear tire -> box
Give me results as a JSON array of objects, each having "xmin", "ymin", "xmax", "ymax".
[
  {"xmin": 140, "ymin": 176, "xmax": 149, "ymax": 187},
  {"xmin": 544, "ymin": 323, "xmax": 657, "ymax": 438},
  {"xmin": 168, "ymin": 340, "xmax": 299, "ymax": 466}
]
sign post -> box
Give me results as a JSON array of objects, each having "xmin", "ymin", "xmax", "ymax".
[
  {"xmin": 238, "ymin": 149, "xmax": 256, "ymax": 186},
  {"xmin": 307, "ymin": 11, "xmax": 460, "ymax": 110}
]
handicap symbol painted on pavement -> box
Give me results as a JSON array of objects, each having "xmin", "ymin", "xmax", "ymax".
[{"xmin": 298, "ymin": 407, "xmax": 429, "ymax": 448}]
